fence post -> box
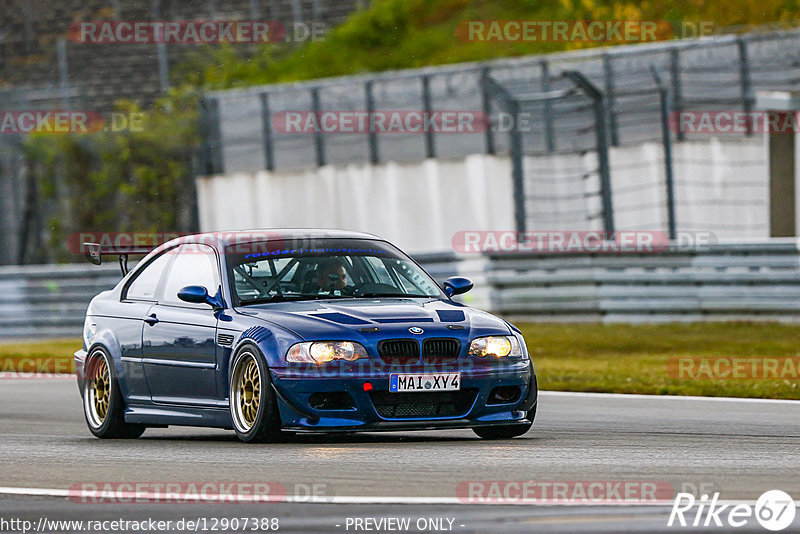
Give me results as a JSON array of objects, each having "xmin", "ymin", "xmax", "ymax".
[
  {"xmin": 311, "ymin": 87, "xmax": 326, "ymax": 166},
  {"xmin": 150, "ymin": 0, "xmax": 170, "ymax": 92},
  {"xmin": 651, "ymin": 66, "xmax": 677, "ymax": 240},
  {"xmin": 249, "ymin": 0, "xmax": 260, "ymax": 18},
  {"xmin": 206, "ymin": 0, "xmax": 218, "ymax": 19},
  {"xmin": 480, "ymin": 67, "xmax": 496, "ymax": 155},
  {"xmin": 508, "ymin": 99, "xmax": 527, "ymax": 234},
  {"xmin": 540, "ymin": 60, "xmax": 555, "ymax": 152},
  {"xmin": 669, "ymin": 49, "xmax": 684, "ymax": 142},
  {"xmin": 365, "ymin": 80, "xmax": 379, "ymax": 164},
  {"xmin": 291, "ymin": 0, "xmax": 302, "ymax": 26},
  {"xmin": 602, "ymin": 54, "xmax": 619, "ymax": 146},
  {"xmin": 259, "ymin": 92, "xmax": 275, "ymax": 171},
  {"xmin": 421, "ymin": 75, "xmax": 436, "ymax": 159},
  {"xmin": 56, "ymin": 38, "xmax": 70, "ymax": 109},
  {"xmin": 563, "ymin": 70, "xmax": 615, "ymax": 234},
  {"xmin": 481, "ymin": 75, "xmax": 526, "ymax": 234},
  {"xmin": 737, "ymin": 37, "xmax": 754, "ymax": 136},
  {"xmin": 199, "ymin": 97, "xmax": 223, "ymax": 175}
]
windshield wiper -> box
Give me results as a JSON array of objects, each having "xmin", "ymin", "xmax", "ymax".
[
  {"xmin": 356, "ymin": 293, "xmax": 432, "ymax": 298},
  {"xmin": 239, "ymin": 294, "xmax": 352, "ymax": 305}
]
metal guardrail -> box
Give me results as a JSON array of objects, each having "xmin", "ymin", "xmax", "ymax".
[{"xmin": 3, "ymin": 242, "xmax": 800, "ymax": 339}]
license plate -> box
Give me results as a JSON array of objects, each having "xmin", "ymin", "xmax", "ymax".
[{"xmin": 389, "ymin": 372, "xmax": 460, "ymax": 392}]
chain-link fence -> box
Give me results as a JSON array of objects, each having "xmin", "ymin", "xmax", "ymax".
[
  {"xmin": 205, "ymin": 30, "xmax": 800, "ymax": 173},
  {"xmin": 201, "ymin": 30, "xmax": 799, "ymax": 237}
]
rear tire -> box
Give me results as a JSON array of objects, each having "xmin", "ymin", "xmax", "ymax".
[
  {"xmin": 472, "ymin": 404, "xmax": 536, "ymax": 440},
  {"xmin": 83, "ymin": 348, "xmax": 145, "ymax": 439},
  {"xmin": 229, "ymin": 344, "xmax": 283, "ymax": 443}
]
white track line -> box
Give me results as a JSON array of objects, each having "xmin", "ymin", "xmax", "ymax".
[
  {"xmin": 541, "ymin": 391, "xmax": 800, "ymax": 404},
  {"xmin": 1, "ymin": 376, "xmax": 798, "ymax": 405},
  {"xmin": 1, "ymin": 487, "xmax": 795, "ymax": 507}
]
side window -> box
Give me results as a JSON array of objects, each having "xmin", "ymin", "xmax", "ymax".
[
  {"xmin": 125, "ymin": 252, "xmax": 173, "ymax": 301},
  {"xmin": 161, "ymin": 244, "xmax": 220, "ymax": 305}
]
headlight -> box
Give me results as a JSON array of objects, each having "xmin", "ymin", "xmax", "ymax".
[
  {"xmin": 286, "ymin": 341, "xmax": 368, "ymax": 364},
  {"xmin": 468, "ymin": 336, "xmax": 524, "ymax": 358}
]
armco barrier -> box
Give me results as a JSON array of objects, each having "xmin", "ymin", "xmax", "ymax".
[{"xmin": 2, "ymin": 242, "xmax": 800, "ymax": 339}]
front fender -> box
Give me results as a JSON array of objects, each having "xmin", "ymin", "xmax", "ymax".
[{"xmin": 227, "ymin": 325, "xmax": 301, "ymax": 384}]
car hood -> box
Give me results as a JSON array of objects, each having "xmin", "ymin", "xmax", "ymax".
[{"xmin": 234, "ymin": 298, "xmax": 511, "ymax": 342}]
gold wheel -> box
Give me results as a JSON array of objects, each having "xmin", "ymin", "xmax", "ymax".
[
  {"xmin": 232, "ymin": 352, "xmax": 262, "ymax": 432},
  {"xmin": 85, "ymin": 351, "xmax": 111, "ymax": 428}
]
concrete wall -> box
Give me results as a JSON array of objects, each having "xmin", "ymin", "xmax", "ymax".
[
  {"xmin": 196, "ymin": 138, "xmax": 769, "ymax": 253},
  {"xmin": 197, "ymin": 154, "xmax": 516, "ymax": 254}
]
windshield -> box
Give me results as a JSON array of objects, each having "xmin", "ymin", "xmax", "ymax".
[{"xmin": 226, "ymin": 238, "xmax": 444, "ymax": 305}]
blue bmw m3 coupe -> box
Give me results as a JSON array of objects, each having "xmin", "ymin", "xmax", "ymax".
[{"xmin": 75, "ymin": 230, "xmax": 537, "ymax": 442}]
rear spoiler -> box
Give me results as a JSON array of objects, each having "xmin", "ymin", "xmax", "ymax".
[{"xmin": 82, "ymin": 242, "xmax": 154, "ymax": 276}]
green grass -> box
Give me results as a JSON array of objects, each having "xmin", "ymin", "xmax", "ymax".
[
  {"xmin": 2, "ymin": 323, "xmax": 799, "ymax": 399},
  {"xmin": 519, "ymin": 322, "xmax": 800, "ymax": 399},
  {"xmin": 0, "ymin": 338, "xmax": 79, "ymax": 374}
]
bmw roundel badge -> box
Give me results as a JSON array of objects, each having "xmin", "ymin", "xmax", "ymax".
[{"xmin": 409, "ymin": 327, "xmax": 424, "ymax": 334}]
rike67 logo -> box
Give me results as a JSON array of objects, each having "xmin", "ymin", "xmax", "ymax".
[{"xmin": 668, "ymin": 490, "xmax": 796, "ymax": 531}]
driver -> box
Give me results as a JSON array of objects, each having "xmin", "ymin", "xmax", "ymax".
[{"xmin": 314, "ymin": 260, "xmax": 350, "ymax": 294}]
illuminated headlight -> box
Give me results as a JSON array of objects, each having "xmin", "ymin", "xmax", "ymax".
[
  {"xmin": 468, "ymin": 336, "xmax": 524, "ymax": 359},
  {"xmin": 286, "ymin": 341, "xmax": 368, "ymax": 364}
]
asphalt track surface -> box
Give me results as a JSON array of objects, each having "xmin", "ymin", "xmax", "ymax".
[{"xmin": 1, "ymin": 378, "xmax": 799, "ymax": 533}]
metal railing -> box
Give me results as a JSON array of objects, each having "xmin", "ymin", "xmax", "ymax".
[
  {"xmin": 201, "ymin": 29, "xmax": 800, "ymax": 176},
  {"xmin": 4, "ymin": 242, "xmax": 800, "ymax": 339}
]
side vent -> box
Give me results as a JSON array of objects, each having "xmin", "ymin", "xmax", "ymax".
[{"xmin": 217, "ymin": 333, "xmax": 234, "ymax": 347}]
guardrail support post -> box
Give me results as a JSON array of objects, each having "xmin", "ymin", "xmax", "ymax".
[
  {"xmin": 365, "ymin": 80, "xmax": 379, "ymax": 164},
  {"xmin": 563, "ymin": 70, "xmax": 615, "ymax": 234},
  {"xmin": 421, "ymin": 75, "xmax": 436, "ymax": 159},
  {"xmin": 259, "ymin": 92, "xmax": 275, "ymax": 171},
  {"xmin": 603, "ymin": 54, "xmax": 619, "ymax": 146},
  {"xmin": 508, "ymin": 99, "xmax": 527, "ymax": 235},
  {"xmin": 199, "ymin": 97, "xmax": 223, "ymax": 175},
  {"xmin": 669, "ymin": 49, "xmax": 685, "ymax": 142},
  {"xmin": 651, "ymin": 66, "xmax": 677, "ymax": 240},
  {"xmin": 480, "ymin": 67, "xmax": 496, "ymax": 155},
  {"xmin": 540, "ymin": 60, "xmax": 555, "ymax": 152},
  {"xmin": 311, "ymin": 87, "xmax": 326, "ymax": 167},
  {"xmin": 737, "ymin": 38, "xmax": 754, "ymax": 136}
]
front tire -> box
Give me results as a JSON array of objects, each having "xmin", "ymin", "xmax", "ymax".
[
  {"xmin": 229, "ymin": 345, "xmax": 283, "ymax": 442},
  {"xmin": 472, "ymin": 404, "xmax": 536, "ymax": 440},
  {"xmin": 83, "ymin": 348, "xmax": 145, "ymax": 439}
]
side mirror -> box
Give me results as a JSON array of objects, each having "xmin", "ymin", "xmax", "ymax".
[
  {"xmin": 443, "ymin": 276, "xmax": 473, "ymax": 297},
  {"xmin": 178, "ymin": 285, "xmax": 215, "ymax": 306}
]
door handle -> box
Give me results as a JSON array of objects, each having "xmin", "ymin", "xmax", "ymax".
[{"xmin": 143, "ymin": 313, "xmax": 159, "ymax": 326}]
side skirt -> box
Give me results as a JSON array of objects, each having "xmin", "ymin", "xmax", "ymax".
[{"xmin": 125, "ymin": 404, "xmax": 233, "ymax": 429}]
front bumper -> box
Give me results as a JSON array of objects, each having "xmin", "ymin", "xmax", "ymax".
[{"xmin": 270, "ymin": 361, "xmax": 537, "ymax": 431}]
